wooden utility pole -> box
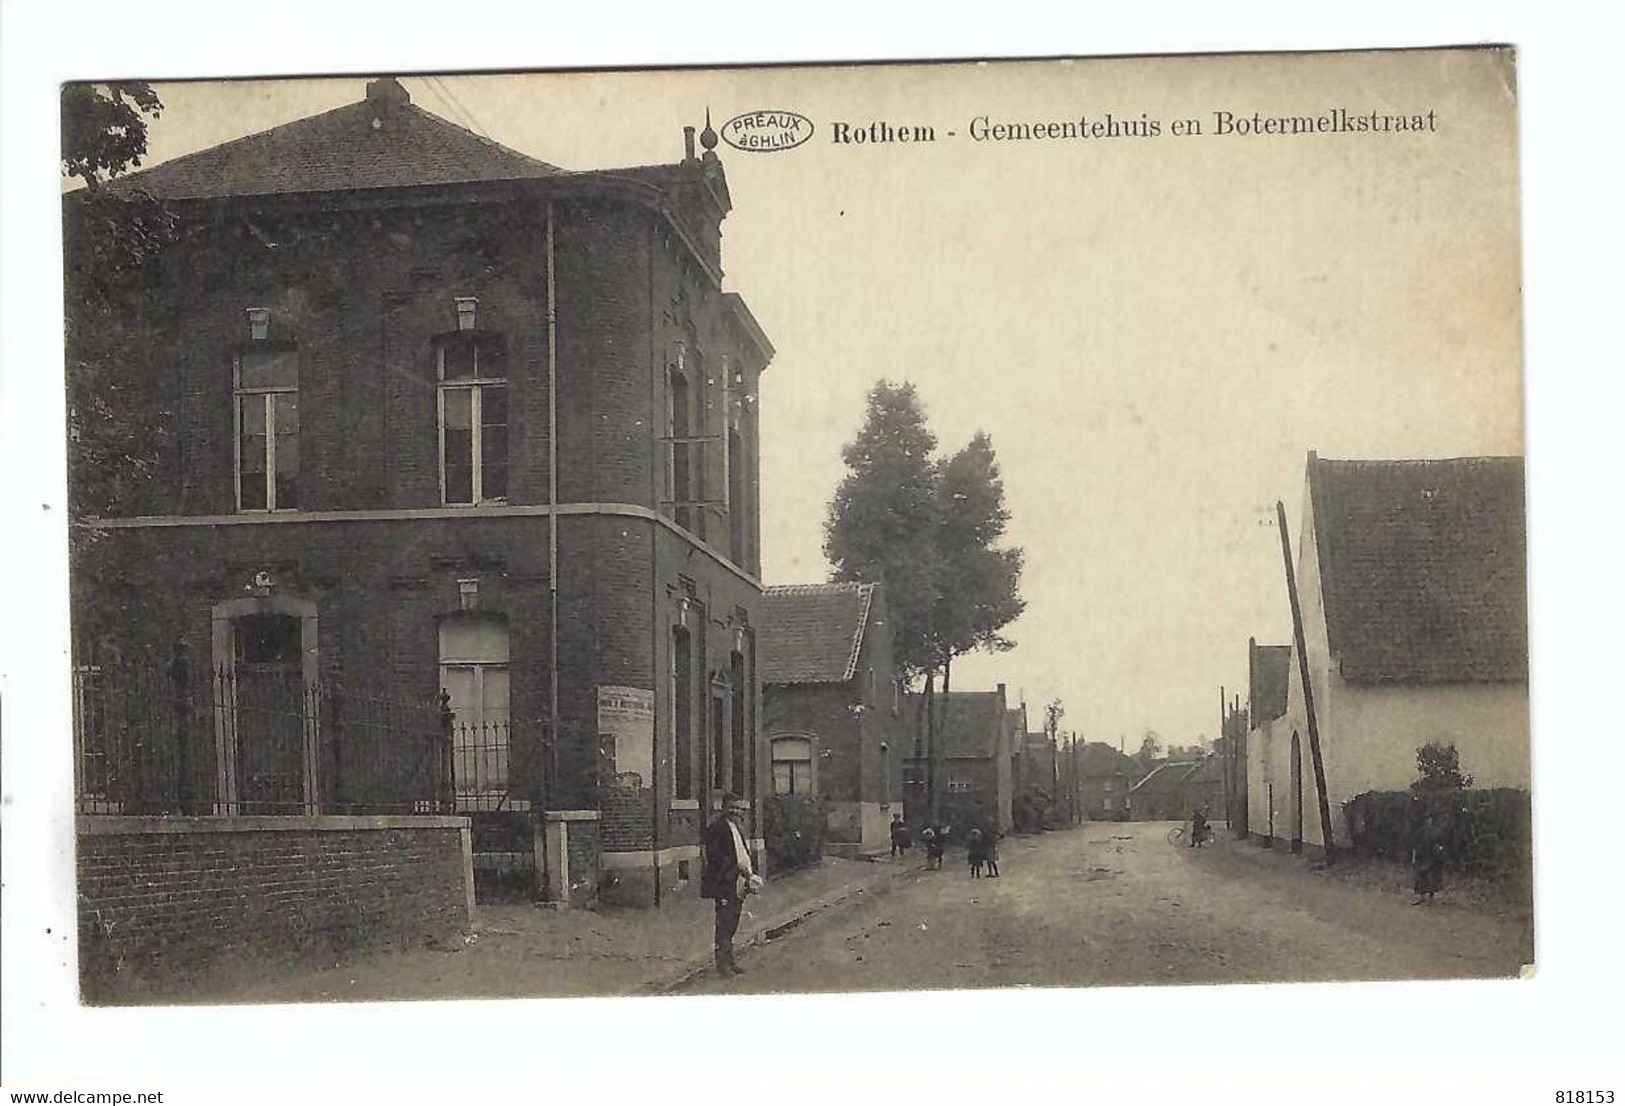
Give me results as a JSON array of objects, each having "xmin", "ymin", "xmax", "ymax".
[
  {"xmin": 1219, "ymin": 685, "xmax": 1229, "ymax": 829},
  {"xmin": 1277, "ymin": 499, "xmax": 1336, "ymax": 864}
]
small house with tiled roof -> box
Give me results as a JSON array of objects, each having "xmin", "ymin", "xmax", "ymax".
[
  {"xmin": 1127, "ymin": 761, "xmax": 1199, "ymax": 821},
  {"xmin": 1251, "ymin": 452, "xmax": 1529, "ymax": 854},
  {"xmin": 759, "ymin": 582, "xmax": 902, "ymax": 856},
  {"xmin": 902, "ymin": 685, "xmax": 1015, "ymax": 836},
  {"xmin": 68, "ymin": 76, "xmax": 776, "ymax": 914},
  {"xmin": 1076, "ymin": 742, "xmax": 1141, "ymax": 821}
]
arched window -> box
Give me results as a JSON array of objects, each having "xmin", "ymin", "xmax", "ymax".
[
  {"xmin": 770, "ymin": 735, "xmax": 814, "ymax": 796},
  {"xmin": 439, "ymin": 614, "xmax": 513, "ymax": 810}
]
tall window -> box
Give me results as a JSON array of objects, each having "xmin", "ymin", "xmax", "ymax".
[
  {"xmin": 771, "ymin": 736, "xmax": 813, "ymax": 795},
  {"xmin": 438, "ymin": 334, "xmax": 508, "ymax": 505},
  {"xmin": 730, "ymin": 650, "xmax": 747, "ymax": 796},
  {"xmin": 711, "ymin": 690, "xmax": 727, "ymax": 793},
  {"xmin": 235, "ymin": 345, "xmax": 299, "ymax": 511},
  {"xmin": 672, "ymin": 627, "xmax": 693, "ymax": 800},
  {"xmin": 668, "ymin": 366, "xmax": 693, "ymax": 531},
  {"xmin": 727, "ymin": 426, "xmax": 745, "ymax": 564},
  {"xmin": 439, "ymin": 614, "xmax": 514, "ymax": 811}
]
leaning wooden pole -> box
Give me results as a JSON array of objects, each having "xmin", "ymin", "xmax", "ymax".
[
  {"xmin": 1277, "ymin": 499, "xmax": 1336, "ymax": 865},
  {"xmin": 1220, "ymin": 685, "xmax": 1230, "ymax": 829}
]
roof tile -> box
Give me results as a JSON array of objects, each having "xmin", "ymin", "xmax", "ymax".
[
  {"xmin": 106, "ymin": 80, "xmax": 562, "ymax": 200},
  {"xmin": 1310, "ymin": 455, "xmax": 1527, "ymax": 683},
  {"xmin": 759, "ymin": 583, "xmax": 875, "ymax": 685}
]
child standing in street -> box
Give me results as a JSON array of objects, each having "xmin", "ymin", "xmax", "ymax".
[
  {"xmin": 1411, "ymin": 810, "xmax": 1445, "ymax": 906},
  {"xmin": 921, "ymin": 824, "xmax": 943, "ymax": 870},
  {"xmin": 984, "ymin": 829, "xmax": 1001, "ymax": 877},
  {"xmin": 966, "ymin": 827, "xmax": 986, "ymax": 877}
]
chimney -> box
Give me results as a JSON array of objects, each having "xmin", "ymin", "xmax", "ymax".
[
  {"xmin": 683, "ymin": 126, "xmax": 697, "ymax": 161},
  {"xmin": 365, "ymin": 77, "xmax": 411, "ymax": 112}
]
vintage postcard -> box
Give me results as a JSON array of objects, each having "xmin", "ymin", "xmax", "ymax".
[{"xmin": 61, "ymin": 47, "xmax": 1529, "ymax": 1006}]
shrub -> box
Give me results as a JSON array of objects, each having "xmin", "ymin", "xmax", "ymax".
[
  {"xmin": 1415, "ymin": 741, "xmax": 1474, "ymax": 791},
  {"xmin": 1344, "ymin": 787, "xmax": 1530, "ymax": 881},
  {"xmin": 763, "ymin": 794, "xmax": 827, "ymax": 872}
]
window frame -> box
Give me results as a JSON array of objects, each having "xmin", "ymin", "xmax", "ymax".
[
  {"xmin": 438, "ymin": 614, "xmax": 519, "ymax": 813},
  {"xmin": 232, "ymin": 343, "xmax": 299, "ymax": 513},
  {"xmin": 769, "ymin": 734, "xmax": 815, "ymax": 796},
  {"xmin": 436, "ymin": 337, "xmax": 509, "ymax": 507}
]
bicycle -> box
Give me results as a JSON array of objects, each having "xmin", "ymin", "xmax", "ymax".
[{"xmin": 1167, "ymin": 821, "xmax": 1212, "ymax": 847}]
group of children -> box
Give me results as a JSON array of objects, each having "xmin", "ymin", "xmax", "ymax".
[{"xmin": 889, "ymin": 815, "xmax": 1002, "ymax": 877}]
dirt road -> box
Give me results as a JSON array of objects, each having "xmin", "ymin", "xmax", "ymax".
[{"xmin": 678, "ymin": 821, "xmax": 1533, "ymax": 995}]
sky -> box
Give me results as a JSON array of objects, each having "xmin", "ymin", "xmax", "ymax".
[{"xmin": 127, "ymin": 50, "xmax": 1523, "ymax": 751}]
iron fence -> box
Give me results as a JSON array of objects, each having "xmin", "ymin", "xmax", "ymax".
[{"xmin": 70, "ymin": 665, "xmax": 518, "ymax": 817}]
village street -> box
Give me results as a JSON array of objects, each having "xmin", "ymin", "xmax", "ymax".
[{"xmin": 678, "ymin": 822, "xmax": 1533, "ymax": 995}]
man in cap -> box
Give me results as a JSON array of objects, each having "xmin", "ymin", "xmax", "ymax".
[{"xmin": 700, "ymin": 793, "xmax": 759, "ymax": 976}]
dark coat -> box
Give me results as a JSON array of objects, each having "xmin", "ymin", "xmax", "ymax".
[{"xmin": 701, "ymin": 815, "xmax": 743, "ymax": 900}]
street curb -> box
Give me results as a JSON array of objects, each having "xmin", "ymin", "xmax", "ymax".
[{"xmin": 643, "ymin": 861, "xmax": 924, "ymax": 995}]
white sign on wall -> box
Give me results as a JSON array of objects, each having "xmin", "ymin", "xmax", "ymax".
[{"xmin": 597, "ymin": 685, "xmax": 655, "ymax": 788}]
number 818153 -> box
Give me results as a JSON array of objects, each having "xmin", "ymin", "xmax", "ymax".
[{"xmin": 1556, "ymin": 1093, "xmax": 1614, "ymax": 1103}]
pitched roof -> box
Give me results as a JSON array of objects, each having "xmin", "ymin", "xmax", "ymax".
[
  {"xmin": 1183, "ymin": 756, "xmax": 1224, "ymax": 785},
  {"xmin": 1076, "ymin": 742, "xmax": 1140, "ymax": 778},
  {"xmin": 1249, "ymin": 643, "xmax": 1292, "ymax": 726},
  {"xmin": 902, "ymin": 690, "xmax": 1007, "ymax": 759},
  {"xmin": 106, "ymin": 77, "xmax": 563, "ymax": 201},
  {"xmin": 758, "ymin": 583, "xmax": 876, "ymax": 685},
  {"xmin": 1308, "ymin": 454, "xmax": 1527, "ymax": 684},
  {"xmin": 1130, "ymin": 762, "xmax": 1197, "ymax": 794}
]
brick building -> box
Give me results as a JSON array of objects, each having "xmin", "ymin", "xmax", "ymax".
[
  {"xmin": 1075, "ymin": 742, "xmax": 1140, "ymax": 821},
  {"xmin": 73, "ymin": 77, "xmax": 775, "ymax": 909},
  {"xmin": 759, "ymin": 582, "xmax": 902, "ymax": 857},
  {"xmin": 903, "ymin": 686, "xmax": 1015, "ymax": 836}
]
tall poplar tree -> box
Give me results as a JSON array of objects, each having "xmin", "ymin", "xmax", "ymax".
[
  {"xmin": 824, "ymin": 381, "xmax": 943, "ymax": 684},
  {"xmin": 826, "ymin": 388, "xmax": 1026, "ymax": 822}
]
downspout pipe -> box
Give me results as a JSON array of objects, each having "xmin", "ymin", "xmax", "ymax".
[{"xmin": 547, "ymin": 204, "xmax": 561, "ymax": 817}]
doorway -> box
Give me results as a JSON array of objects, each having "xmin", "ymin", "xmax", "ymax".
[{"xmin": 230, "ymin": 613, "xmax": 309, "ymax": 814}]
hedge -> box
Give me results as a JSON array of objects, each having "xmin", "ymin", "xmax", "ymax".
[
  {"xmin": 763, "ymin": 794, "xmax": 827, "ymax": 873},
  {"xmin": 1343, "ymin": 787, "xmax": 1531, "ymax": 881}
]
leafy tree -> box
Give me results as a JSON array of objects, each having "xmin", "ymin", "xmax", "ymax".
[
  {"xmin": 61, "ymin": 82, "xmax": 164, "ymax": 187},
  {"xmin": 825, "ymin": 385, "xmax": 1026, "ymax": 821},
  {"xmin": 1044, "ymin": 698, "xmax": 1065, "ymax": 739},
  {"xmin": 825, "ymin": 381, "xmax": 943, "ymax": 684},
  {"xmin": 61, "ymin": 83, "xmax": 174, "ymax": 659},
  {"xmin": 1136, "ymin": 730, "xmax": 1163, "ymax": 764},
  {"xmin": 1413, "ymin": 742, "xmax": 1473, "ymax": 792}
]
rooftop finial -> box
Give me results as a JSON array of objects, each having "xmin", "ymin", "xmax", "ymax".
[
  {"xmin": 699, "ymin": 108, "xmax": 719, "ymax": 152},
  {"xmin": 366, "ymin": 77, "xmax": 411, "ymax": 110}
]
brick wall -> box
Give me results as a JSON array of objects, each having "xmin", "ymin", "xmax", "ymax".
[
  {"xmin": 564, "ymin": 818, "xmax": 602, "ymax": 906},
  {"xmin": 78, "ymin": 816, "xmax": 470, "ymax": 998},
  {"xmin": 79, "ymin": 178, "xmax": 773, "ymax": 902}
]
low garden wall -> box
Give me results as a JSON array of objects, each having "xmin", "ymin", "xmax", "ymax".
[{"xmin": 78, "ymin": 814, "xmax": 473, "ymax": 998}]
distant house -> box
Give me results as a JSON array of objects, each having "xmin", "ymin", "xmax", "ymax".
[
  {"xmin": 903, "ymin": 685, "xmax": 1015, "ymax": 836},
  {"xmin": 1128, "ymin": 762, "xmax": 1198, "ymax": 820},
  {"xmin": 760, "ymin": 582, "xmax": 901, "ymax": 857},
  {"xmin": 1244, "ymin": 640, "xmax": 1292, "ymax": 845},
  {"xmin": 1249, "ymin": 453, "xmax": 1530, "ymax": 855},
  {"xmin": 1127, "ymin": 757, "xmax": 1222, "ymax": 821},
  {"xmin": 1075, "ymin": 742, "xmax": 1141, "ymax": 821},
  {"xmin": 1182, "ymin": 756, "xmax": 1225, "ymax": 817}
]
